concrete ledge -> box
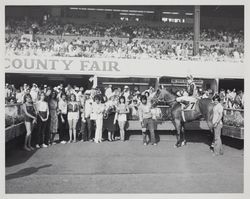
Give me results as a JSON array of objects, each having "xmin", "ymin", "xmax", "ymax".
[
  {"xmin": 222, "ymin": 125, "xmax": 244, "ymax": 140},
  {"xmin": 5, "ymin": 123, "xmax": 26, "ymax": 143}
]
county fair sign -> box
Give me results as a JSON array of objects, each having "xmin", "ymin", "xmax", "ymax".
[{"xmin": 5, "ymin": 56, "xmax": 244, "ymax": 79}]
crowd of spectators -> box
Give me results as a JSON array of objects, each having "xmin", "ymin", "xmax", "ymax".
[
  {"xmin": 5, "ymin": 35, "xmax": 244, "ymax": 62},
  {"xmin": 5, "ymin": 82, "xmax": 154, "ymax": 108},
  {"xmin": 5, "ymin": 82, "xmax": 244, "ymax": 110},
  {"xmin": 6, "ymin": 19, "xmax": 244, "ymax": 43},
  {"xmin": 5, "ymin": 18, "xmax": 244, "ymax": 62},
  {"xmin": 218, "ymin": 88, "xmax": 244, "ymax": 109}
]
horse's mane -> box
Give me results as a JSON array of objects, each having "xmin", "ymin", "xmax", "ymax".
[
  {"xmin": 160, "ymin": 88, "xmax": 177, "ymax": 99},
  {"xmin": 152, "ymin": 88, "xmax": 177, "ymax": 106}
]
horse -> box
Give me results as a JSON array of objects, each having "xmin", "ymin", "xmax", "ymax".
[{"xmin": 151, "ymin": 88, "xmax": 215, "ymax": 147}]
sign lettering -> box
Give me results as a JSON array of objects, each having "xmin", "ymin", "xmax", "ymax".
[{"xmin": 4, "ymin": 56, "xmax": 243, "ymax": 79}]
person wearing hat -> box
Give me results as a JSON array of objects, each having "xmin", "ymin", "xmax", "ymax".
[{"xmin": 176, "ymin": 75, "xmax": 199, "ymax": 109}]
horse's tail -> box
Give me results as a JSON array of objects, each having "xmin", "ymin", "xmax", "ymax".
[{"xmin": 198, "ymin": 98, "xmax": 214, "ymax": 131}]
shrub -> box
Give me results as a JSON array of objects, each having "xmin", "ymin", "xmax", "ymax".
[
  {"xmin": 5, "ymin": 114, "xmax": 25, "ymax": 128},
  {"xmin": 223, "ymin": 111, "xmax": 244, "ymax": 127},
  {"xmin": 5, "ymin": 115, "xmax": 14, "ymax": 128}
]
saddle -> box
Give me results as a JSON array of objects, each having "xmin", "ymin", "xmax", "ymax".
[
  {"xmin": 180, "ymin": 99, "xmax": 198, "ymax": 111},
  {"xmin": 180, "ymin": 99, "xmax": 200, "ymax": 122}
]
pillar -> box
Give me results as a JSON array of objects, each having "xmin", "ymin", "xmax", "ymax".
[{"xmin": 193, "ymin": 6, "xmax": 200, "ymax": 56}]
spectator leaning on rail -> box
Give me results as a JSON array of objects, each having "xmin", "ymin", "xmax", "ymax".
[{"xmin": 176, "ymin": 75, "xmax": 199, "ymax": 109}]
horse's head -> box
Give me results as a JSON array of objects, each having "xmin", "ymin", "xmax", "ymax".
[{"xmin": 152, "ymin": 88, "xmax": 177, "ymax": 106}]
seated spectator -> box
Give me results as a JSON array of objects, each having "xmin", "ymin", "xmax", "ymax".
[{"xmin": 5, "ymin": 18, "xmax": 244, "ymax": 62}]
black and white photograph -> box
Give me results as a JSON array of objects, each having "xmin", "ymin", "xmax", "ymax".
[{"xmin": 2, "ymin": 1, "xmax": 247, "ymax": 197}]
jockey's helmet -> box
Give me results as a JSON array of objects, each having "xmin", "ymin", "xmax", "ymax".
[{"xmin": 186, "ymin": 75, "xmax": 193, "ymax": 80}]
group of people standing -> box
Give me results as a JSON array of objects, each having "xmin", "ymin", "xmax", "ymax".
[
  {"xmin": 21, "ymin": 76, "xmax": 225, "ymax": 157},
  {"xmin": 22, "ymin": 85, "xmax": 160, "ymax": 151}
]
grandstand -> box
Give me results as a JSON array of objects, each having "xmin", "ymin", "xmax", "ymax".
[{"xmin": 5, "ymin": 5, "xmax": 244, "ymax": 91}]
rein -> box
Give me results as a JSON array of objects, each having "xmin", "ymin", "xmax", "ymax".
[{"xmin": 165, "ymin": 99, "xmax": 176, "ymax": 105}]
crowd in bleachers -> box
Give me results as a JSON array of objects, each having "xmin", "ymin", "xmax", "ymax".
[
  {"xmin": 5, "ymin": 19, "xmax": 244, "ymax": 62},
  {"xmin": 6, "ymin": 19, "xmax": 244, "ymax": 42},
  {"xmin": 5, "ymin": 35, "xmax": 244, "ymax": 62}
]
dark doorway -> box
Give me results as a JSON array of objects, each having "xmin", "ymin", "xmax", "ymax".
[
  {"xmin": 5, "ymin": 73, "xmax": 92, "ymax": 89},
  {"xmin": 219, "ymin": 78, "xmax": 244, "ymax": 91}
]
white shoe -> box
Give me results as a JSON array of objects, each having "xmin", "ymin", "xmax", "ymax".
[
  {"xmin": 42, "ymin": 144, "xmax": 48, "ymax": 148},
  {"xmin": 60, "ymin": 141, "xmax": 66, "ymax": 144},
  {"xmin": 35, "ymin": 144, "xmax": 40, "ymax": 149}
]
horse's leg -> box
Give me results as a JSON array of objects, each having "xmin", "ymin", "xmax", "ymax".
[
  {"xmin": 174, "ymin": 119, "xmax": 182, "ymax": 148},
  {"xmin": 181, "ymin": 122, "xmax": 187, "ymax": 146}
]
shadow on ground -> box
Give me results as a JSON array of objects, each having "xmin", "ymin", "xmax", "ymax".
[
  {"xmin": 6, "ymin": 164, "xmax": 52, "ymax": 180},
  {"xmin": 6, "ymin": 134, "xmax": 38, "ymax": 167},
  {"xmin": 222, "ymin": 136, "xmax": 244, "ymax": 150}
]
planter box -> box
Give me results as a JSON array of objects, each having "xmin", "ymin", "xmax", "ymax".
[
  {"xmin": 222, "ymin": 125, "xmax": 244, "ymax": 140},
  {"xmin": 5, "ymin": 122, "xmax": 26, "ymax": 143}
]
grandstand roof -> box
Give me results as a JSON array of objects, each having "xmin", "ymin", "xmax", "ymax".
[
  {"xmin": 6, "ymin": 5, "xmax": 244, "ymax": 19},
  {"xmin": 63, "ymin": 5, "xmax": 244, "ymax": 18}
]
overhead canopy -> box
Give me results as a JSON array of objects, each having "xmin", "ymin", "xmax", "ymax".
[{"xmin": 5, "ymin": 56, "xmax": 244, "ymax": 79}]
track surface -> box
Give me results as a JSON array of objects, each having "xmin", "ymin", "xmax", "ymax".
[{"xmin": 5, "ymin": 133, "xmax": 243, "ymax": 193}]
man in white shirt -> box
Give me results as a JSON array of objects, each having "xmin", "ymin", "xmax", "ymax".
[
  {"xmin": 30, "ymin": 83, "xmax": 39, "ymax": 103},
  {"xmin": 122, "ymin": 86, "xmax": 130, "ymax": 104},
  {"xmin": 212, "ymin": 94, "xmax": 224, "ymax": 156},
  {"xmin": 80, "ymin": 90, "xmax": 94, "ymax": 141},
  {"xmin": 15, "ymin": 89, "xmax": 23, "ymax": 103},
  {"xmin": 105, "ymin": 85, "xmax": 113, "ymax": 99}
]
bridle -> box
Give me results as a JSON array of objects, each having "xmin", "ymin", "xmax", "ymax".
[{"xmin": 153, "ymin": 97, "xmax": 176, "ymax": 107}]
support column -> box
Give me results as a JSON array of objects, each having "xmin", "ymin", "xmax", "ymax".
[
  {"xmin": 215, "ymin": 78, "xmax": 219, "ymax": 93},
  {"xmin": 193, "ymin": 6, "xmax": 200, "ymax": 56},
  {"xmin": 155, "ymin": 77, "xmax": 160, "ymax": 90}
]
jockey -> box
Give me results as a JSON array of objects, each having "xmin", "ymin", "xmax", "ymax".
[{"xmin": 176, "ymin": 75, "xmax": 199, "ymax": 109}]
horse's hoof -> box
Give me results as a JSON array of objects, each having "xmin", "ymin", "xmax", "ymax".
[
  {"xmin": 181, "ymin": 140, "xmax": 187, "ymax": 146},
  {"xmin": 175, "ymin": 143, "xmax": 181, "ymax": 148}
]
